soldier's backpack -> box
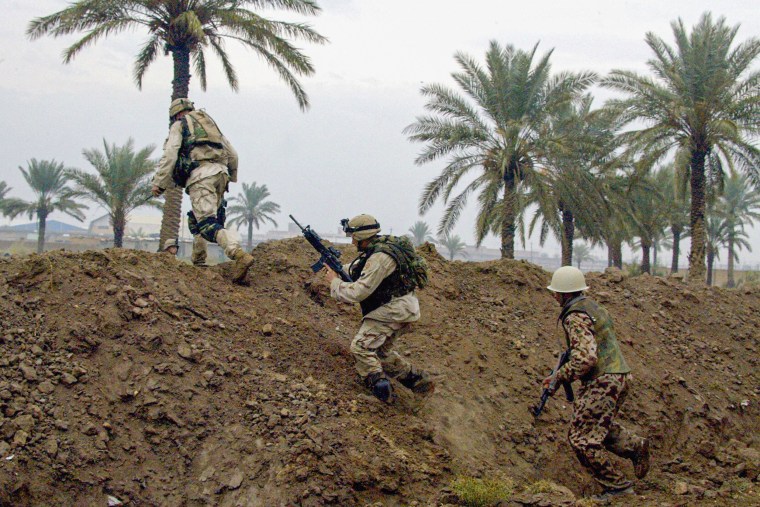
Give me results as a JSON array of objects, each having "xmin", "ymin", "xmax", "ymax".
[
  {"xmin": 172, "ymin": 110, "xmax": 226, "ymax": 186},
  {"xmin": 374, "ymin": 235, "xmax": 430, "ymax": 291}
]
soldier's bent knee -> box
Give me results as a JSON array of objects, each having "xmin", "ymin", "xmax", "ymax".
[{"xmin": 197, "ymin": 216, "xmax": 223, "ymax": 243}]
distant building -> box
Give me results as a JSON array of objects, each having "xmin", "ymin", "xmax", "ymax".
[{"xmin": 89, "ymin": 214, "xmax": 163, "ymax": 237}]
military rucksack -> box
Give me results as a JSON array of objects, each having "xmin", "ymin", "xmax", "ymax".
[
  {"xmin": 172, "ymin": 110, "xmax": 226, "ymax": 187},
  {"xmin": 372, "ymin": 235, "xmax": 430, "ymax": 291}
]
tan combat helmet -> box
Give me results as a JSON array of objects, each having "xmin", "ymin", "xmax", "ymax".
[
  {"xmin": 343, "ymin": 214, "xmax": 381, "ymax": 241},
  {"xmin": 547, "ymin": 266, "xmax": 589, "ymax": 293},
  {"xmin": 169, "ymin": 98, "xmax": 194, "ymax": 118}
]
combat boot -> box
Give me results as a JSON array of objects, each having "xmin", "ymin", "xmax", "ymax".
[
  {"xmin": 365, "ymin": 372, "xmax": 394, "ymax": 404},
  {"xmin": 398, "ymin": 368, "xmax": 435, "ymax": 395},
  {"xmin": 632, "ymin": 438, "xmax": 651, "ymax": 479},
  {"xmin": 231, "ymin": 249, "xmax": 255, "ymax": 283}
]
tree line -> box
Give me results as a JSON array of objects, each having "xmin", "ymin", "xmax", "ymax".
[
  {"xmin": 405, "ymin": 12, "xmax": 760, "ymax": 286},
  {"xmin": 0, "ymin": 140, "xmax": 280, "ymax": 254}
]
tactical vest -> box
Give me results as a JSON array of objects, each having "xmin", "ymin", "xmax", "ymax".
[
  {"xmin": 349, "ymin": 236, "xmax": 415, "ymax": 316},
  {"xmin": 560, "ymin": 296, "xmax": 631, "ymax": 381},
  {"xmin": 172, "ymin": 110, "xmax": 227, "ymax": 186}
]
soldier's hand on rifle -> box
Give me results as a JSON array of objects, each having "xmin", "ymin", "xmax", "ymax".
[
  {"xmin": 152, "ymin": 185, "xmax": 164, "ymax": 197},
  {"xmin": 322, "ymin": 266, "xmax": 338, "ymax": 284},
  {"xmin": 542, "ymin": 374, "xmax": 557, "ymax": 395}
]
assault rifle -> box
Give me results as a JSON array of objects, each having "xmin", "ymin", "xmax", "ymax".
[
  {"xmin": 289, "ymin": 215, "xmax": 353, "ymax": 282},
  {"xmin": 531, "ymin": 349, "xmax": 575, "ymax": 418}
]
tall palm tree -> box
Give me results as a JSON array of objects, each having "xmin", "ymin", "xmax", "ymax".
[
  {"xmin": 718, "ymin": 173, "xmax": 760, "ymax": 287},
  {"xmin": 405, "ymin": 41, "xmax": 596, "ymax": 259},
  {"xmin": 226, "ymin": 182, "xmax": 280, "ymax": 249},
  {"xmin": 602, "ymin": 12, "xmax": 760, "ymax": 283},
  {"xmin": 407, "ymin": 221, "xmax": 436, "ymax": 246},
  {"xmin": 573, "ymin": 242, "xmax": 593, "ymax": 270},
  {"xmin": 28, "ymin": 0, "xmax": 327, "ymax": 251},
  {"xmin": 438, "ymin": 234, "xmax": 467, "ymax": 261},
  {"xmin": 3, "ymin": 160, "xmax": 87, "ymax": 253},
  {"xmin": 67, "ymin": 139, "xmax": 161, "ymax": 248}
]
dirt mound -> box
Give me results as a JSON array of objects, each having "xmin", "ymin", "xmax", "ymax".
[{"xmin": 0, "ymin": 241, "xmax": 757, "ymax": 506}]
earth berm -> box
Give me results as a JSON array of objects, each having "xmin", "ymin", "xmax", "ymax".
[{"xmin": 0, "ymin": 239, "xmax": 757, "ymax": 506}]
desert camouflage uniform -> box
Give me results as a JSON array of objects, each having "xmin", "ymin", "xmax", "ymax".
[
  {"xmin": 330, "ymin": 252, "xmax": 419, "ymax": 379},
  {"xmin": 555, "ymin": 312, "xmax": 645, "ymax": 491},
  {"xmin": 152, "ymin": 119, "xmax": 243, "ymax": 260}
]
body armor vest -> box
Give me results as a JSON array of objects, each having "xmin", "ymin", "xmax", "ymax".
[
  {"xmin": 349, "ymin": 236, "xmax": 414, "ymax": 316},
  {"xmin": 560, "ymin": 296, "xmax": 631, "ymax": 381}
]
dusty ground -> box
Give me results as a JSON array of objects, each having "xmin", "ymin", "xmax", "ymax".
[{"xmin": 0, "ymin": 239, "xmax": 757, "ymax": 506}]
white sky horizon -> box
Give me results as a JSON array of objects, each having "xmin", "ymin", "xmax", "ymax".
[{"xmin": 1, "ymin": 0, "xmax": 758, "ymax": 268}]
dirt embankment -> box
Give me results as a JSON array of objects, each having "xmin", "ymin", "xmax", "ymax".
[{"xmin": 0, "ymin": 239, "xmax": 757, "ymax": 506}]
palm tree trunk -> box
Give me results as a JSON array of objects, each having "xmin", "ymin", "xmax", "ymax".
[
  {"xmin": 652, "ymin": 241, "xmax": 658, "ymax": 270},
  {"xmin": 641, "ymin": 242, "xmax": 651, "ymax": 274},
  {"xmin": 248, "ymin": 221, "xmax": 254, "ymax": 250},
  {"xmin": 671, "ymin": 227, "xmax": 681, "ymax": 274},
  {"xmin": 36, "ymin": 209, "xmax": 48, "ymax": 254},
  {"xmin": 113, "ymin": 210, "xmax": 125, "ymax": 248},
  {"xmin": 727, "ymin": 232, "xmax": 735, "ymax": 288},
  {"xmin": 706, "ymin": 247, "xmax": 714, "ymax": 285},
  {"xmin": 687, "ymin": 147, "xmax": 708, "ymax": 283},
  {"xmin": 500, "ymin": 178, "xmax": 516, "ymax": 259},
  {"xmin": 159, "ymin": 48, "xmax": 193, "ymax": 253},
  {"xmin": 607, "ymin": 245, "xmax": 613, "ymax": 267},
  {"xmin": 560, "ymin": 204, "xmax": 574, "ymax": 267}
]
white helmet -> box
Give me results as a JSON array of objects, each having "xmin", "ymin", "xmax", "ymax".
[{"xmin": 547, "ymin": 266, "xmax": 589, "ymax": 293}]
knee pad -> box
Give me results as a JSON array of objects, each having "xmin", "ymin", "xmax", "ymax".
[
  {"xmin": 187, "ymin": 211, "xmax": 200, "ymax": 235},
  {"xmin": 217, "ymin": 199, "xmax": 227, "ymax": 227},
  {"xmin": 197, "ymin": 216, "xmax": 222, "ymax": 243}
]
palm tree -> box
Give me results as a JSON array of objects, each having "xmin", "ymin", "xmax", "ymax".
[
  {"xmin": 405, "ymin": 41, "xmax": 596, "ymax": 259},
  {"xmin": 67, "ymin": 139, "xmax": 161, "ymax": 248},
  {"xmin": 526, "ymin": 96, "xmax": 620, "ymax": 266},
  {"xmin": 438, "ymin": 234, "xmax": 467, "ymax": 261},
  {"xmin": 3, "ymin": 160, "xmax": 87, "ymax": 253},
  {"xmin": 626, "ymin": 171, "xmax": 669, "ymax": 274},
  {"xmin": 28, "ymin": 0, "xmax": 327, "ymax": 251},
  {"xmin": 0, "ymin": 181, "xmax": 10, "ymax": 212},
  {"xmin": 129, "ymin": 227, "xmax": 149, "ymax": 251},
  {"xmin": 705, "ymin": 212, "xmax": 728, "ymax": 286},
  {"xmin": 657, "ymin": 164, "xmax": 691, "ymax": 273},
  {"xmin": 573, "ymin": 242, "xmax": 594, "ymax": 270},
  {"xmin": 602, "ymin": 12, "xmax": 760, "ymax": 283},
  {"xmin": 226, "ymin": 182, "xmax": 280, "ymax": 249},
  {"xmin": 718, "ymin": 173, "xmax": 760, "ymax": 287},
  {"xmin": 407, "ymin": 221, "xmax": 436, "ymax": 246}
]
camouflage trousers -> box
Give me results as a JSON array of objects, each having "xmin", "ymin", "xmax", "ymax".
[
  {"xmin": 568, "ymin": 373, "xmax": 644, "ymax": 491},
  {"xmin": 187, "ymin": 172, "xmax": 241, "ymax": 260},
  {"xmin": 350, "ymin": 319, "xmax": 414, "ymax": 379}
]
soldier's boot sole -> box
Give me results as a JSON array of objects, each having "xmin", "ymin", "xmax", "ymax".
[{"xmin": 633, "ymin": 438, "xmax": 651, "ymax": 479}]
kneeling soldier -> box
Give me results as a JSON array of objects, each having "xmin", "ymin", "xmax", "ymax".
[
  {"xmin": 544, "ymin": 266, "xmax": 650, "ymax": 501},
  {"xmin": 323, "ymin": 214, "xmax": 434, "ymax": 403}
]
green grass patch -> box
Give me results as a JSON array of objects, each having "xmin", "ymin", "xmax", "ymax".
[
  {"xmin": 523, "ymin": 479, "xmax": 555, "ymax": 495},
  {"xmin": 451, "ymin": 476, "xmax": 514, "ymax": 507}
]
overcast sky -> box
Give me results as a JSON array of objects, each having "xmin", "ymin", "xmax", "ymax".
[{"xmin": 1, "ymin": 0, "xmax": 759, "ymax": 268}]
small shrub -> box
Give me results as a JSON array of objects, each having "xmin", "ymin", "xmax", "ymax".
[
  {"xmin": 524, "ymin": 479, "xmax": 555, "ymax": 495},
  {"xmin": 451, "ymin": 476, "xmax": 514, "ymax": 507}
]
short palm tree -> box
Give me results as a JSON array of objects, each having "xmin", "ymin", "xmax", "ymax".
[
  {"xmin": 405, "ymin": 41, "xmax": 596, "ymax": 259},
  {"xmin": 718, "ymin": 173, "xmax": 760, "ymax": 287},
  {"xmin": 3, "ymin": 160, "xmax": 87, "ymax": 253},
  {"xmin": 28, "ymin": 0, "xmax": 327, "ymax": 251},
  {"xmin": 407, "ymin": 221, "xmax": 436, "ymax": 246},
  {"xmin": 227, "ymin": 182, "xmax": 280, "ymax": 249},
  {"xmin": 626, "ymin": 171, "xmax": 669, "ymax": 274},
  {"xmin": 602, "ymin": 12, "xmax": 760, "ymax": 283},
  {"xmin": 657, "ymin": 164, "xmax": 691, "ymax": 273},
  {"xmin": 67, "ymin": 139, "xmax": 161, "ymax": 248},
  {"xmin": 573, "ymin": 242, "xmax": 593, "ymax": 270},
  {"xmin": 705, "ymin": 211, "xmax": 728, "ymax": 286},
  {"xmin": 438, "ymin": 234, "xmax": 467, "ymax": 261}
]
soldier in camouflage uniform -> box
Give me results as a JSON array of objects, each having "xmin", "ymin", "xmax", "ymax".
[
  {"xmin": 151, "ymin": 98, "xmax": 254, "ymax": 283},
  {"xmin": 543, "ymin": 266, "xmax": 650, "ymax": 501},
  {"xmin": 322, "ymin": 214, "xmax": 434, "ymax": 403}
]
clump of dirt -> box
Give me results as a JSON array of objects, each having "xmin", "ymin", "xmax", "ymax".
[{"xmin": 0, "ymin": 240, "xmax": 757, "ymax": 506}]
